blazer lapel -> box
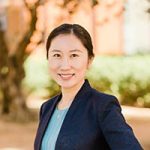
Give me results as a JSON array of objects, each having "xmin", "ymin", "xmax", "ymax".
[{"xmin": 36, "ymin": 93, "xmax": 62, "ymax": 150}]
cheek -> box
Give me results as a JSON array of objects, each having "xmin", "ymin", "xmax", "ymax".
[
  {"xmin": 48, "ymin": 60, "xmax": 59, "ymax": 72},
  {"xmin": 73, "ymin": 59, "xmax": 88, "ymax": 71}
]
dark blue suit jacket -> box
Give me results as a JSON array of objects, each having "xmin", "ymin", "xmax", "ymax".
[{"xmin": 34, "ymin": 79, "xmax": 143, "ymax": 150}]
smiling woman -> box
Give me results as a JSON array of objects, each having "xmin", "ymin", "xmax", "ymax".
[
  {"xmin": 48, "ymin": 34, "xmax": 92, "ymax": 90},
  {"xmin": 34, "ymin": 23, "xmax": 143, "ymax": 150}
]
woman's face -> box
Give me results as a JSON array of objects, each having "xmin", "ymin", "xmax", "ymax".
[{"xmin": 48, "ymin": 34, "xmax": 92, "ymax": 89}]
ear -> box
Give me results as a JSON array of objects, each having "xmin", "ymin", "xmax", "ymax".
[{"xmin": 87, "ymin": 57, "xmax": 94, "ymax": 69}]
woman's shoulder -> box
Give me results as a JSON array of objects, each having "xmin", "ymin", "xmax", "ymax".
[
  {"xmin": 91, "ymin": 87, "xmax": 117, "ymax": 100},
  {"xmin": 90, "ymin": 88, "xmax": 122, "ymax": 120},
  {"xmin": 90, "ymin": 87, "xmax": 120, "ymax": 108}
]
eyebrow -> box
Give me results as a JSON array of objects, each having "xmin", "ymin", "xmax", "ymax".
[
  {"xmin": 50, "ymin": 49, "xmax": 83, "ymax": 53},
  {"xmin": 50, "ymin": 49, "xmax": 61, "ymax": 52},
  {"xmin": 70, "ymin": 49, "xmax": 83, "ymax": 53}
]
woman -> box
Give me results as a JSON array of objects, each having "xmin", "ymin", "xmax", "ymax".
[{"xmin": 34, "ymin": 23, "xmax": 143, "ymax": 150}]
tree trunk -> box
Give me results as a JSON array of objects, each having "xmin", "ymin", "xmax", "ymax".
[
  {"xmin": 0, "ymin": 0, "xmax": 41, "ymax": 121},
  {"xmin": 0, "ymin": 30, "xmax": 30, "ymax": 121}
]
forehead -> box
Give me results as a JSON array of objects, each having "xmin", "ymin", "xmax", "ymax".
[{"xmin": 49, "ymin": 34, "xmax": 87, "ymax": 52}]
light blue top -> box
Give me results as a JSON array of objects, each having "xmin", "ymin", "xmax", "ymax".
[{"xmin": 41, "ymin": 107, "xmax": 69, "ymax": 150}]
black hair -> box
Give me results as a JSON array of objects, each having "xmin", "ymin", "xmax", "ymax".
[{"xmin": 46, "ymin": 23, "xmax": 94, "ymax": 59}]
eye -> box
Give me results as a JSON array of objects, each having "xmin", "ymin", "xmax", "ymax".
[
  {"xmin": 53, "ymin": 54, "xmax": 61, "ymax": 57},
  {"xmin": 71, "ymin": 54, "xmax": 79, "ymax": 57}
]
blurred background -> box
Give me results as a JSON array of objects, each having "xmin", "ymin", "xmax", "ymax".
[{"xmin": 0, "ymin": 0, "xmax": 150, "ymax": 149}]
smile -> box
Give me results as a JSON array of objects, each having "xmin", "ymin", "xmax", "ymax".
[{"xmin": 58, "ymin": 73, "xmax": 75, "ymax": 80}]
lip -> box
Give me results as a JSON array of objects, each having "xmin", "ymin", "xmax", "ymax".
[
  {"xmin": 58, "ymin": 73, "xmax": 75, "ymax": 77},
  {"xmin": 58, "ymin": 73, "xmax": 75, "ymax": 80}
]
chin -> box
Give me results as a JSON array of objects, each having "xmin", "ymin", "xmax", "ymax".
[
  {"xmin": 60, "ymin": 82, "xmax": 76, "ymax": 89},
  {"xmin": 57, "ymin": 80, "xmax": 78, "ymax": 89}
]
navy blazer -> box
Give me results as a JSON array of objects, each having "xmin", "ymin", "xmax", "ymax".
[{"xmin": 34, "ymin": 79, "xmax": 143, "ymax": 150}]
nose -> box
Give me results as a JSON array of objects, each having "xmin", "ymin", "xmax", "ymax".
[{"xmin": 60, "ymin": 57, "xmax": 71, "ymax": 70}]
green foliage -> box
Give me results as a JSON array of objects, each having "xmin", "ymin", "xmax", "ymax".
[
  {"xmin": 23, "ymin": 53, "xmax": 50, "ymax": 97},
  {"xmin": 23, "ymin": 53, "xmax": 60, "ymax": 98},
  {"xmin": 45, "ymin": 79, "xmax": 61, "ymax": 98},
  {"xmin": 24, "ymin": 54, "xmax": 150, "ymax": 108},
  {"xmin": 86, "ymin": 55, "xmax": 150, "ymax": 108}
]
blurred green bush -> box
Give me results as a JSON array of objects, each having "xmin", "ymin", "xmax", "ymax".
[
  {"xmin": 24, "ymin": 54, "xmax": 150, "ymax": 108},
  {"xmin": 86, "ymin": 55, "xmax": 150, "ymax": 108},
  {"xmin": 23, "ymin": 53, "xmax": 60, "ymax": 99}
]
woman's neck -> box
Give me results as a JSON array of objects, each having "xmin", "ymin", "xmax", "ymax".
[
  {"xmin": 62, "ymin": 79, "xmax": 84, "ymax": 101},
  {"xmin": 57, "ymin": 79, "xmax": 85, "ymax": 109}
]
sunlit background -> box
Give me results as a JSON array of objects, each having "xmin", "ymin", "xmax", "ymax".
[{"xmin": 0, "ymin": 0, "xmax": 150, "ymax": 149}]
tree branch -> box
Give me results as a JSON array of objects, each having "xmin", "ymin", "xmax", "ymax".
[{"xmin": 16, "ymin": 0, "xmax": 43, "ymax": 61}]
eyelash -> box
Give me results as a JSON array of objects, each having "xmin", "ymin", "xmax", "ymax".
[
  {"xmin": 53, "ymin": 54, "xmax": 60, "ymax": 57},
  {"xmin": 53, "ymin": 54, "xmax": 79, "ymax": 58},
  {"xmin": 71, "ymin": 54, "xmax": 79, "ymax": 57}
]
